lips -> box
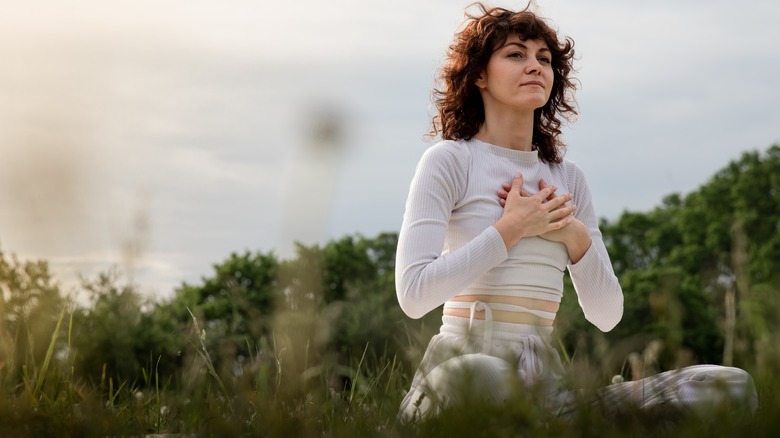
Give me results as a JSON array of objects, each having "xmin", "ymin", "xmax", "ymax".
[{"xmin": 521, "ymin": 81, "xmax": 544, "ymax": 88}]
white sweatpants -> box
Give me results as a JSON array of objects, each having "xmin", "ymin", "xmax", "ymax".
[{"xmin": 398, "ymin": 315, "xmax": 758, "ymax": 422}]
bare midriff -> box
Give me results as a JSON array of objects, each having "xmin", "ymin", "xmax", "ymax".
[{"xmin": 443, "ymin": 294, "xmax": 559, "ymax": 326}]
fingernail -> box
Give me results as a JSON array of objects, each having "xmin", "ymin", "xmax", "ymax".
[{"xmin": 514, "ymin": 172, "xmax": 522, "ymax": 178}]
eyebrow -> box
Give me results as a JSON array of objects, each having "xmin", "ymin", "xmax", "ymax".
[{"xmin": 500, "ymin": 41, "xmax": 551, "ymax": 53}]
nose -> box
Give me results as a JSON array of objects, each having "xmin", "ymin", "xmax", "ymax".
[{"xmin": 526, "ymin": 58, "xmax": 542, "ymax": 75}]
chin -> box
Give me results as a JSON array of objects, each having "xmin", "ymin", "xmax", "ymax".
[
  {"xmin": 512, "ymin": 95, "xmax": 548, "ymax": 109},
  {"xmin": 517, "ymin": 101, "xmax": 547, "ymax": 111}
]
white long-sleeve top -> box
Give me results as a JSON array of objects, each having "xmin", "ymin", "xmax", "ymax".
[{"xmin": 395, "ymin": 138, "xmax": 623, "ymax": 332}]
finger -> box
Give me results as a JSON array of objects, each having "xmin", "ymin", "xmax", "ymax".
[
  {"xmin": 547, "ymin": 194, "xmax": 574, "ymax": 213},
  {"xmin": 537, "ymin": 185, "xmax": 556, "ymax": 201},
  {"xmin": 550, "ymin": 204, "xmax": 576, "ymax": 220},
  {"xmin": 510, "ymin": 173, "xmax": 524, "ymax": 195},
  {"xmin": 539, "ymin": 178, "xmax": 556, "ymax": 201},
  {"xmin": 545, "ymin": 192, "xmax": 573, "ymax": 210},
  {"xmin": 499, "ymin": 188, "xmax": 529, "ymax": 199},
  {"xmin": 502, "ymin": 182, "xmax": 511, "ymax": 191},
  {"xmin": 499, "ymin": 198, "xmax": 506, "ymax": 207},
  {"xmin": 547, "ymin": 216, "xmax": 573, "ymax": 231}
]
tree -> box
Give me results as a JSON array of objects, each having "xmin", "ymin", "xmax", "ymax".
[
  {"xmin": 151, "ymin": 251, "xmax": 280, "ymax": 377},
  {"xmin": 0, "ymin": 250, "xmax": 65, "ymax": 384},
  {"xmin": 71, "ymin": 270, "xmax": 149, "ymax": 384},
  {"xmin": 575, "ymin": 144, "xmax": 780, "ymax": 371}
]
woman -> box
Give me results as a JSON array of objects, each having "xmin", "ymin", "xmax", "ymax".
[{"xmin": 395, "ymin": 2, "xmax": 757, "ymax": 422}]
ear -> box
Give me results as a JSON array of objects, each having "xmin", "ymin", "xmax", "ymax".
[{"xmin": 474, "ymin": 72, "xmax": 487, "ymax": 89}]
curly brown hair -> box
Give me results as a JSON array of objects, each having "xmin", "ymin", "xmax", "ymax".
[{"xmin": 430, "ymin": 2, "xmax": 578, "ymax": 163}]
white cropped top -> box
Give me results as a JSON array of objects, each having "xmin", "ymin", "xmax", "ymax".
[{"xmin": 395, "ymin": 138, "xmax": 623, "ymax": 332}]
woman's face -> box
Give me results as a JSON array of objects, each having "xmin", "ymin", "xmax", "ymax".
[{"xmin": 475, "ymin": 35, "xmax": 554, "ymax": 112}]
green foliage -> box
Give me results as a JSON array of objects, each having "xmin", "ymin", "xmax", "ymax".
[
  {"xmin": 70, "ymin": 270, "xmax": 152, "ymax": 384},
  {"xmin": 320, "ymin": 233, "xmax": 410, "ymax": 355},
  {"xmin": 0, "ymin": 250, "xmax": 65, "ymax": 384},
  {"xmin": 145, "ymin": 250, "xmax": 280, "ymax": 379},
  {"xmin": 178, "ymin": 250, "xmax": 278, "ymax": 341},
  {"xmin": 585, "ymin": 144, "xmax": 780, "ymax": 372}
]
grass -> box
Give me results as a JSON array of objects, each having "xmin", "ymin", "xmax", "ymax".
[
  {"xmin": 0, "ymin": 291, "xmax": 777, "ymax": 437},
  {"xmin": 0, "ymin": 312, "xmax": 777, "ymax": 438}
]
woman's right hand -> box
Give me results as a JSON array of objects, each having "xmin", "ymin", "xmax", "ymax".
[{"xmin": 493, "ymin": 173, "xmax": 574, "ymax": 249}]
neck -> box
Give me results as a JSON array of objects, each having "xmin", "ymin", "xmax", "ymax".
[{"xmin": 475, "ymin": 106, "xmax": 535, "ymax": 151}]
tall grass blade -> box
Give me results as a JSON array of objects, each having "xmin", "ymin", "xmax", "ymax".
[
  {"xmin": 34, "ymin": 302, "xmax": 67, "ymax": 395},
  {"xmin": 186, "ymin": 307, "xmax": 232, "ymax": 410}
]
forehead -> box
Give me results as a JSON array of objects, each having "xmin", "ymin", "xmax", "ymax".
[{"xmin": 498, "ymin": 34, "xmax": 550, "ymax": 51}]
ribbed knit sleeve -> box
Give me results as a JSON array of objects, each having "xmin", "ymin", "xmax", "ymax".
[
  {"xmin": 395, "ymin": 142, "xmax": 508, "ymax": 319},
  {"xmin": 566, "ymin": 162, "xmax": 624, "ymax": 332}
]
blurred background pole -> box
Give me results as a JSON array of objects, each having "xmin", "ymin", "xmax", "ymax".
[
  {"xmin": 279, "ymin": 104, "xmax": 346, "ymax": 250},
  {"xmin": 272, "ymin": 102, "xmax": 347, "ymax": 396}
]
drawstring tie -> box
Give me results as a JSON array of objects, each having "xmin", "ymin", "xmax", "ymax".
[
  {"xmin": 467, "ymin": 301, "xmax": 494, "ymax": 354},
  {"xmin": 515, "ymin": 336, "xmax": 544, "ymax": 383}
]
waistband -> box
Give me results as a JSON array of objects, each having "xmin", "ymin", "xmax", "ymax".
[
  {"xmin": 443, "ymin": 300, "xmax": 557, "ymax": 320},
  {"xmin": 440, "ymin": 300, "xmax": 553, "ymax": 354},
  {"xmin": 441, "ymin": 315, "xmax": 554, "ymax": 340}
]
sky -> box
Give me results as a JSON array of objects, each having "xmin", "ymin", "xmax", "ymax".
[{"xmin": 1, "ymin": 0, "xmax": 779, "ymax": 303}]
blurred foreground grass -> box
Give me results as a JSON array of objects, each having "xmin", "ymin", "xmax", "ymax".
[{"xmin": 0, "ymin": 297, "xmax": 777, "ymax": 437}]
